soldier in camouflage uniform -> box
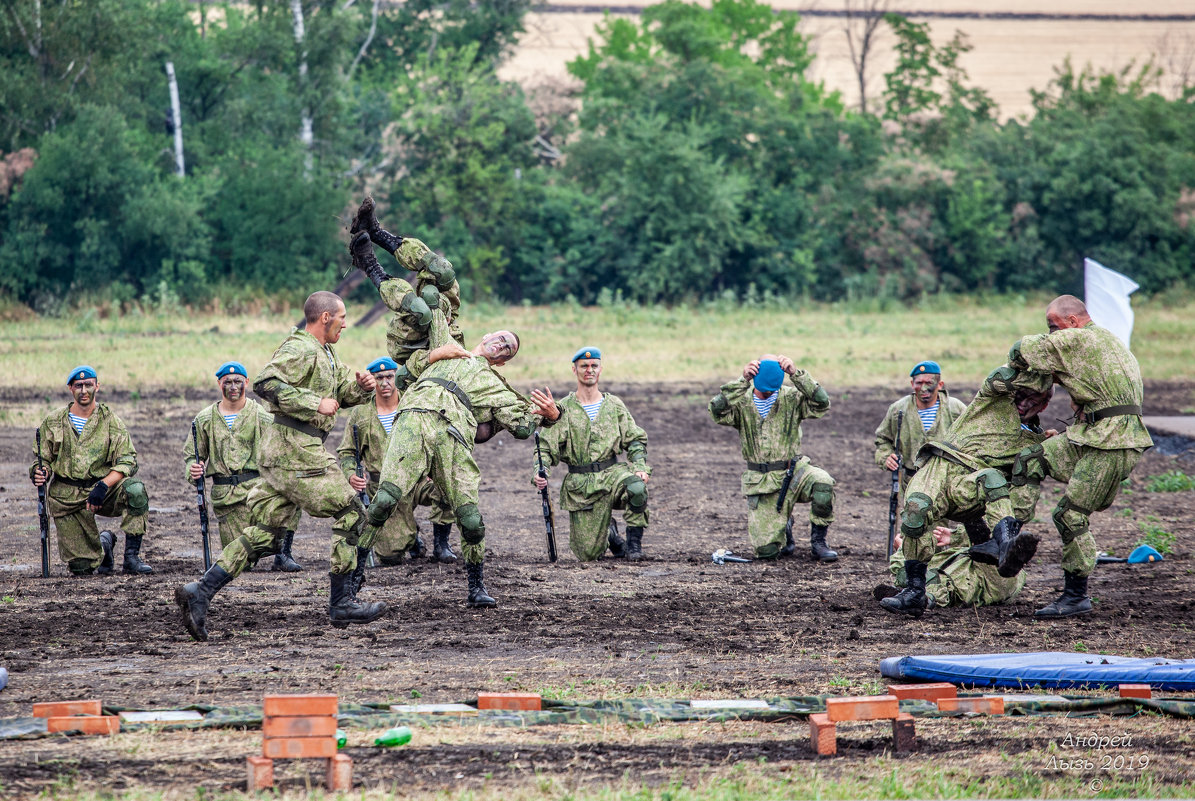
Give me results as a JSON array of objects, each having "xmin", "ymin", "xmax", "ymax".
[
  {"xmin": 176, "ymin": 292, "xmax": 386, "ymax": 641},
  {"xmin": 1006, "ymin": 295, "xmax": 1153, "ymax": 618},
  {"xmin": 352, "ymin": 289, "xmax": 561, "ymax": 608},
  {"xmin": 349, "ymin": 196, "xmax": 464, "ymax": 379},
  {"xmin": 336, "ymin": 356, "xmax": 456, "ymax": 565},
  {"xmin": 532, "ymin": 347, "xmax": 651, "ymax": 562},
  {"xmin": 30, "ymin": 366, "xmax": 153, "ymax": 576},
  {"xmin": 880, "ymin": 366, "xmax": 1055, "ymax": 617},
  {"xmin": 709, "ymin": 356, "xmax": 838, "ymax": 562},
  {"xmin": 874, "ymin": 360, "xmax": 967, "ymax": 497},
  {"xmin": 184, "ymin": 361, "xmax": 302, "ymax": 571},
  {"xmin": 878, "ymin": 526, "xmax": 1027, "ymax": 609}
]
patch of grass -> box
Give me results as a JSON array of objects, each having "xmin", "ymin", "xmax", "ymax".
[
  {"xmin": 1137, "ymin": 522, "xmax": 1176, "ymax": 555},
  {"xmin": 1145, "ymin": 470, "xmax": 1195, "ymax": 492},
  {"xmin": 1115, "ymin": 508, "xmax": 1134, "ymax": 518}
]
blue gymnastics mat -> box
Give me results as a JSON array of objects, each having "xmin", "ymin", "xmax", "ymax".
[{"xmin": 880, "ymin": 652, "xmax": 1195, "ymax": 691}]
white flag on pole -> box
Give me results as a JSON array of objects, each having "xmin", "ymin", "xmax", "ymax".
[{"xmin": 1084, "ymin": 258, "xmax": 1139, "ymax": 348}]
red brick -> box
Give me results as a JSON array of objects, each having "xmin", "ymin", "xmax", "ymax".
[
  {"xmin": 809, "ymin": 712, "xmax": 837, "ymax": 756},
  {"xmin": 246, "ymin": 756, "xmax": 274, "ymax": 790},
  {"xmin": 262, "ymin": 695, "xmax": 338, "ymax": 717},
  {"xmin": 45, "ymin": 715, "xmax": 119, "ymax": 735},
  {"xmin": 825, "ymin": 695, "xmax": 899, "ymax": 722},
  {"xmin": 477, "ymin": 692, "xmax": 542, "ymax": 711},
  {"xmin": 1119, "ymin": 684, "xmax": 1152, "ymax": 699},
  {"xmin": 892, "ymin": 712, "xmax": 917, "ymax": 752},
  {"xmin": 262, "ymin": 737, "xmax": 337, "ymax": 759},
  {"xmin": 887, "ymin": 683, "xmax": 957, "ymax": 704},
  {"xmin": 937, "ymin": 696, "xmax": 1004, "ymax": 715},
  {"xmin": 325, "ymin": 753, "xmax": 353, "ymax": 792},
  {"xmin": 263, "ymin": 715, "xmax": 338, "ymax": 738},
  {"xmin": 33, "ymin": 700, "xmax": 102, "ymax": 718}
]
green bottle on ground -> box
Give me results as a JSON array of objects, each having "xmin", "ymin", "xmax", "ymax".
[
  {"xmin": 375, "ymin": 726, "xmax": 412, "ymax": 747},
  {"xmin": 336, "ymin": 729, "xmax": 347, "ymax": 749}
]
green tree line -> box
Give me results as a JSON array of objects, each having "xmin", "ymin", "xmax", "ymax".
[{"xmin": 1, "ymin": 0, "xmax": 1192, "ymax": 311}]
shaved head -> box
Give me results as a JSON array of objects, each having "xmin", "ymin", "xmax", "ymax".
[
  {"xmin": 1047, "ymin": 294, "xmax": 1087, "ymax": 319},
  {"xmin": 304, "ymin": 291, "xmax": 343, "ymax": 324}
]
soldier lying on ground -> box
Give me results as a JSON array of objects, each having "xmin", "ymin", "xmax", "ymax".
[{"xmin": 876, "ymin": 526, "xmax": 1028, "ymax": 609}]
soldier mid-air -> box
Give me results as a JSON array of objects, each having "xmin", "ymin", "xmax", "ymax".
[
  {"xmin": 184, "ymin": 361, "xmax": 302, "ymax": 572},
  {"xmin": 1003, "ymin": 294, "xmax": 1153, "ymax": 618},
  {"xmin": 533, "ymin": 347, "xmax": 652, "ymax": 562},
  {"xmin": 176, "ymin": 292, "xmax": 384, "ymax": 642},
  {"xmin": 30, "ymin": 366, "xmax": 153, "ymax": 576},
  {"xmin": 709, "ymin": 355, "xmax": 838, "ymax": 562}
]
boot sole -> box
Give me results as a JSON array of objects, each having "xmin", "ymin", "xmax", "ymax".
[
  {"xmin": 1034, "ymin": 603, "xmax": 1093, "ymax": 618},
  {"xmin": 998, "ymin": 533, "xmax": 1039, "ymax": 578},
  {"xmin": 174, "ymin": 586, "xmax": 207, "ymax": 642},
  {"xmin": 330, "ymin": 602, "xmax": 389, "ymax": 628},
  {"xmin": 467, "ymin": 599, "xmax": 497, "ymax": 608},
  {"xmin": 879, "ymin": 597, "xmax": 925, "ymax": 618}
]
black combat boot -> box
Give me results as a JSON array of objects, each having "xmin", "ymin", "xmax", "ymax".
[
  {"xmin": 968, "ymin": 516, "xmax": 1034, "ymax": 577},
  {"xmin": 175, "ymin": 564, "xmax": 234, "ymax": 642},
  {"xmin": 1035, "ymin": 571, "xmax": 1093, "ymax": 618},
  {"xmin": 810, "ymin": 523, "xmax": 838, "ymax": 563},
  {"xmin": 962, "ymin": 516, "xmax": 992, "ymax": 545},
  {"xmin": 780, "ymin": 519, "xmax": 797, "ymax": 557},
  {"xmin": 407, "ymin": 531, "xmax": 427, "ymax": 559},
  {"xmin": 349, "ymin": 231, "xmax": 391, "ymax": 289},
  {"xmin": 432, "ymin": 523, "xmax": 457, "ymax": 563},
  {"xmin": 607, "ymin": 520, "xmax": 627, "ymax": 558},
  {"xmin": 122, "ymin": 534, "xmax": 153, "ymax": 574},
  {"xmin": 466, "ymin": 561, "xmax": 497, "ymax": 608},
  {"xmin": 272, "ymin": 530, "xmax": 303, "ymax": 572},
  {"xmin": 625, "ymin": 526, "xmax": 644, "ymax": 561},
  {"xmin": 96, "ymin": 530, "xmax": 116, "ymax": 575},
  {"xmin": 880, "ymin": 560, "xmax": 928, "ymax": 618},
  {"xmin": 329, "ymin": 572, "xmax": 388, "ymax": 629},
  {"xmin": 351, "ymin": 195, "xmax": 404, "ymax": 254},
  {"xmin": 349, "ymin": 546, "xmax": 371, "ymax": 599}
]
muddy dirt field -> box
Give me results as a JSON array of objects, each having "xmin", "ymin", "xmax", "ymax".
[{"xmin": 0, "ymin": 381, "xmax": 1192, "ymax": 796}]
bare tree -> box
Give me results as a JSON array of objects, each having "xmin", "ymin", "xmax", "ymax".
[
  {"xmin": 1155, "ymin": 30, "xmax": 1195, "ymax": 99},
  {"xmin": 843, "ymin": 0, "xmax": 889, "ymax": 114}
]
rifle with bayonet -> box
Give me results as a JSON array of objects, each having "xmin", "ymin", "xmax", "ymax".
[
  {"xmin": 191, "ymin": 420, "xmax": 213, "ymax": 570},
  {"xmin": 534, "ymin": 432, "xmax": 558, "ymax": 562},
  {"xmin": 887, "ymin": 410, "xmax": 904, "ymax": 558},
  {"xmin": 35, "ymin": 428, "xmax": 50, "ymax": 577}
]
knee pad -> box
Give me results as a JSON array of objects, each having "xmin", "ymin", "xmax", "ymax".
[
  {"xmin": 985, "ymin": 365, "xmax": 1018, "ymax": 395},
  {"xmin": 393, "ymin": 364, "xmax": 413, "ymax": 391},
  {"xmin": 811, "ymin": 386, "xmax": 830, "ymax": 406},
  {"xmin": 1052, "ymin": 496, "xmax": 1091, "ymax": 544},
  {"xmin": 709, "ymin": 394, "xmax": 728, "ymax": 416},
  {"xmin": 974, "ymin": 468, "xmax": 1011, "ymax": 502},
  {"xmin": 123, "ymin": 479, "xmax": 149, "ymax": 515},
  {"xmin": 900, "ymin": 492, "xmax": 932, "ymax": 539},
  {"xmin": 399, "ymin": 292, "xmax": 433, "ymax": 329},
  {"xmin": 419, "ymin": 284, "xmax": 441, "ymax": 312},
  {"xmin": 367, "ymin": 482, "xmax": 403, "ymax": 527},
  {"xmin": 421, "ymin": 252, "xmax": 456, "ymax": 289},
  {"xmin": 810, "ymin": 481, "xmax": 834, "ymax": 518},
  {"xmin": 1011, "ymin": 443, "xmax": 1048, "ymax": 487},
  {"xmin": 455, "ymin": 503, "xmax": 485, "ymax": 544},
  {"xmin": 333, "ymin": 498, "xmax": 367, "ymax": 543},
  {"xmin": 622, "ymin": 476, "xmax": 648, "ymax": 513}
]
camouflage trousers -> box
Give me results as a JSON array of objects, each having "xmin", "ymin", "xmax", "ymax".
[
  {"xmin": 900, "ymin": 458, "xmax": 1016, "ymax": 564},
  {"xmin": 746, "ymin": 463, "xmax": 834, "ymax": 558},
  {"xmin": 370, "ymin": 477, "xmax": 453, "ymax": 562},
  {"xmin": 375, "ymin": 412, "xmax": 484, "ymax": 565},
  {"xmin": 566, "ymin": 464, "xmax": 649, "ymax": 562},
  {"xmin": 216, "ymin": 465, "xmax": 365, "ymax": 577},
  {"xmin": 212, "ymin": 490, "xmax": 301, "ymax": 549},
  {"xmin": 888, "ymin": 542, "xmax": 1026, "ymax": 607},
  {"xmin": 47, "ymin": 477, "xmax": 148, "ymax": 573},
  {"xmin": 1038, "ymin": 438, "xmax": 1143, "ymax": 577}
]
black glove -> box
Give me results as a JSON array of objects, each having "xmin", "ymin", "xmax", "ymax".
[{"xmin": 88, "ymin": 482, "xmax": 109, "ymax": 507}]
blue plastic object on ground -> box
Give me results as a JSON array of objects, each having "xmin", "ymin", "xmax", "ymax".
[
  {"xmin": 880, "ymin": 651, "xmax": 1195, "ymax": 691},
  {"xmin": 0, "ymin": 667, "xmax": 7, "ymax": 692}
]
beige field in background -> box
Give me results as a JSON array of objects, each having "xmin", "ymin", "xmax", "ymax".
[{"xmin": 501, "ymin": 0, "xmax": 1195, "ymax": 118}]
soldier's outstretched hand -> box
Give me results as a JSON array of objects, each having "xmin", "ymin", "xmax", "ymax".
[{"xmin": 529, "ymin": 387, "xmax": 559, "ymax": 420}]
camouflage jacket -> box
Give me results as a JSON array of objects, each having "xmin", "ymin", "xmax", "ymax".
[
  {"xmin": 252, "ymin": 329, "xmax": 373, "ymax": 471},
  {"xmin": 379, "ymin": 238, "xmax": 464, "ymax": 374},
  {"xmin": 336, "ymin": 402, "xmax": 392, "ymax": 486},
  {"xmin": 709, "ymin": 371, "xmax": 830, "ymax": 496},
  {"xmin": 31, "ymin": 403, "xmax": 138, "ymax": 483},
  {"xmin": 873, "ymin": 391, "xmax": 967, "ymax": 470},
  {"xmin": 1014, "ymin": 323, "xmax": 1153, "ymax": 451},
  {"xmin": 182, "ymin": 399, "xmax": 270, "ymax": 510},
  {"xmin": 917, "ymin": 369, "xmax": 1053, "ymax": 473}
]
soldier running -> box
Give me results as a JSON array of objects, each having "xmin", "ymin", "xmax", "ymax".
[
  {"xmin": 30, "ymin": 366, "xmax": 153, "ymax": 576},
  {"xmin": 532, "ymin": 347, "xmax": 652, "ymax": 562},
  {"xmin": 709, "ymin": 355, "xmax": 838, "ymax": 562}
]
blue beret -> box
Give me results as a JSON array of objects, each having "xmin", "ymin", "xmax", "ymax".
[
  {"xmin": 1128, "ymin": 544, "xmax": 1163, "ymax": 564},
  {"xmin": 215, "ymin": 361, "xmax": 248, "ymax": 379},
  {"xmin": 366, "ymin": 357, "xmax": 399, "ymax": 374},
  {"xmin": 753, "ymin": 360, "xmax": 785, "ymax": 393},
  {"xmin": 67, "ymin": 365, "xmax": 97, "ymax": 384},
  {"xmin": 572, "ymin": 347, "xmax": 602, "ymax": 363},
  {"xmin": 910, "ymin": 360, "xmax": 942, "ymax": 377}
]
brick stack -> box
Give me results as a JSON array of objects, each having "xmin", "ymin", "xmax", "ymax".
[
  {"xmin": 34, "ymin": 699, "xmax": 119, "ymax": 735},
  {"xmin": 247, "ymin": 694, "xmax": 350, "ymax": 791}
]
